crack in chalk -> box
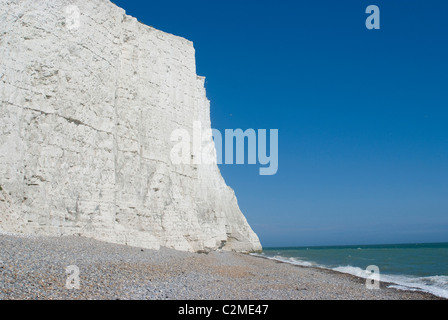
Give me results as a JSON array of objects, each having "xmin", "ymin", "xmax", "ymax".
[{"xmin": 24, "ymin": 107, "xmax": 112, "ymax": 134}]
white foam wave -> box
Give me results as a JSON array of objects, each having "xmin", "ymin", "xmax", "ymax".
[
  {"xmin": 250, "ymin": 253, "xmax": 315, "ymax": 267},
  {"xmin": 333, "ymin": 265, "xmax": 448, "ymax": 299},
  {"xmin": 250, "ymin": 253, "xmax": 448, "ymax": 299}
]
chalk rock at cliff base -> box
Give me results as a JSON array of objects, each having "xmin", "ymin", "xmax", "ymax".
[{"xmin": 0, "ymin": 0, "xmax": 261, "ymax": 253}]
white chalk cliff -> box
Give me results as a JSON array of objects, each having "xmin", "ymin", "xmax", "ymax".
[{"xmin": 0, "ymin": 0, "xmax": 261, "ymax": 252}]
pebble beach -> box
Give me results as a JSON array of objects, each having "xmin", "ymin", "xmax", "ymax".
[{"xmin": 0, "ymin": 233, "xmax": 442, "ymax": 300}]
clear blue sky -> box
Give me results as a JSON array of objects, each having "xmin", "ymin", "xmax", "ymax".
[{"xmin": 113, "ymin": 0, "xmax": 448, "ymax": 247}]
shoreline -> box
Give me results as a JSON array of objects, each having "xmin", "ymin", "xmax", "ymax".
[
  {"xmin": 0, "ymin": 233, "xmax": 443, "ymax": 300},
  {"xmin": 247, "ymin": 253, "xmax": 444, "ymax": 300}
]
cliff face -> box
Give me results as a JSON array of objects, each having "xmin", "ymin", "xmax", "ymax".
[{"xmin": 0, "ymin": 0, "xmax": 261, "ymax": 252}]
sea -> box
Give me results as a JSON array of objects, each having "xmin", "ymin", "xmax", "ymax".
[{"xmin": 251, "ymin": 242, "xmax": 448, "ymax": 299}]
